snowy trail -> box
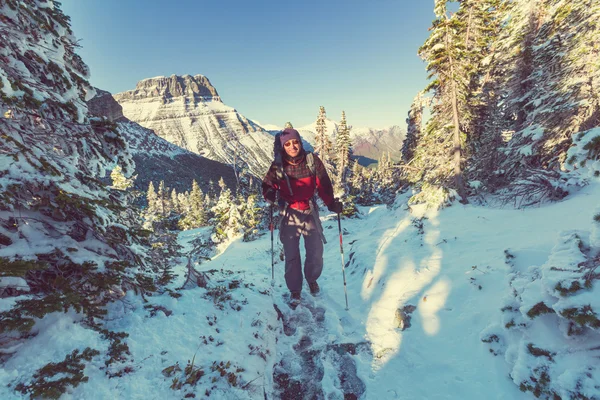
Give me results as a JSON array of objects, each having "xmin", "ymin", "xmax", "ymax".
[
  {"xmin": 270, "ymin": 290, "xmax": 369, "ymax": 399},
  {"xmin": 178, "ymin": 212, "xmax": 375, "ymax": 399},
  {"xmin": 3, "ymin": 183, "xmax": 598, "ymax": 399}
]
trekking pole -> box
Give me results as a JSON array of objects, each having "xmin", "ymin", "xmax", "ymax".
[
  {"xmin": 337, "ymin": 213, "xmax": 349, "ymax": 310},
  {"xmin": 269, "ymin": 204, "xmax": 275, "ymax": 287}
]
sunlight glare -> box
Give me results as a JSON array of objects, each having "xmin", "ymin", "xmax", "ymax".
[
  {"xmin": 361, "ymin": 218, "xmax": 411, "ymax": 300},
  {"xmin": 419, "ymin": 278, "xmax": 451, "ymax": 336}
]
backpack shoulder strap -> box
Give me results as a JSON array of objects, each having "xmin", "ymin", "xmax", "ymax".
[
  {"xmin": 306, "ymin": 152, "xmax": 318, "ymax": 199},
  {"xmin": 306, "ymin": 152, "xmax": 316, "ymax": 177}
]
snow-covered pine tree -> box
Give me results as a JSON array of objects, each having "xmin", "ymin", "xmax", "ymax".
[
  {"xmin": 348, "ymin": 161, "xmax": 363, "ymax": 197},
  {"xmin": 314, "ymin": 106, "xmax": 333, "ymax": 165},
  {"xmin": 110, "ymin": 165, "xmax": 136, "ymax": 190},
  {"xmin": 373, "ymin": 153, "xmax": 397, "ymax": 204},
  {"xmin": 408, "ymin": 0, "xmax": 600, "ymax": 205},
  {"xmin": 178, "ymin": 192, "xmax": 190, "ymax": 216},
  {"xmin": 335, "ymin": 111, "xmax": 352, "ymax": 189},
  {"xmin": 146, "ymin": 182, "xmax": 158, "ymax": 211},
  {"xmin": 362, "ymin": 168, "xmax": 377, "ymax": 205},
  {"xmin": 349, "ymin": 161, "xmax": 378, "ymax": 206},
  {"xmin": 143, "ymin": 182, "xmax": 160, "ymax": 230},
  {"xmin": 452, "ymin": 0, "xmax": 506, "ymax": 193},
  {"xmin": 484, "ymin": 0, "xmax": 543, "ymax": 196},
  {"xmin": 157, "ymin": 180, "xmax": 168, "ymax": 217},
  {"xmin": 409, "ymin": 0, "xmax": 472, "ymax": 205},
  {"xmin": 493, "ymin": 0, "xmax": 600, "ymax": 203},
  {"xmin": 178, "ymin": 180, "xmax": 206, "ymax": 230},
  {"xmin": 207, "ymin": 179, "xmax": 216, "ymax": 207},
  {"xmin": 410, "ymin": 0, "xmax": 504, "ymax": 206},
  {"xmin": 241, "ymin": 194, "xmax": 263, "ymax": 241},
  {"xmin": 0, "ymin": 0, "xmax": 157, "ymax": 357},
  {"xmin": 466, "ymin": 70, "xmax": 507, "ymax": 192},
  {"xmin": 402, "ymin": 91, "xmax": 425, "ymax": 163},
  {"xmin": 170, "ymin": 189, "xmax": 179, "ymax": 214},
  {"xmin": 211, "ymin": 177, "xmax": 235, "ymax": 242},
  {"xmin": 203, "ymin": 192, "xmax": 213, "ymax": 220},
  {"xmin": 454, "ymin": 0, "xmax": 503, "ymax": 138}
]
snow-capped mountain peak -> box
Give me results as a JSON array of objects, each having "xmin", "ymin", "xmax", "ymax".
[{"xmin": 114, "ymin": 75, "xmax": 274, "ymax": 176}]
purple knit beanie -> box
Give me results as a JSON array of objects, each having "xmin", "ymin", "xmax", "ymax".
[{"xmin": 280, "ymin": 128, "xmax": 302, "ymax": 147}]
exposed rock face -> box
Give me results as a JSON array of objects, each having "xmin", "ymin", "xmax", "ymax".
[
  {"xmin": 114, "ymin": 74, "xmax": 273, "ymax": 177},
  {"xmin": 115, "ymin": 75, "xmax": 220, "ymax": 102},
  {"xmin": 87, "ymin": 88, "xmax": 124, "ymax": 121}
]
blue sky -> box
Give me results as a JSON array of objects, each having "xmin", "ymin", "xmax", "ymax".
[{"xmin": 61, "ymin": 0, "xmax": 435, "ymax": 128}]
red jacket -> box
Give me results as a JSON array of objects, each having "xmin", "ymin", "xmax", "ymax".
[{"xmin": 262, "ymin": 151, "xmax": 334, "ymax": 210}]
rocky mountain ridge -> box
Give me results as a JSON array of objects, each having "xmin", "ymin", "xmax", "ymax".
[
  {"xmin": 113, "ymin": 75, "xmax": 273, "ymax": 177},
  {"xmin": 114, "ymin": 74, "xmax": 220, "ymax": 102},
  {"xmin": 87, "ymin": 88, "xmax": 237, "ymax": 193}
]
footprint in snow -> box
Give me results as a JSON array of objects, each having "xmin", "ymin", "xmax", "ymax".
[{"xmin": 271, "ymin": 293, "xmax": 369, "ymax": 399}]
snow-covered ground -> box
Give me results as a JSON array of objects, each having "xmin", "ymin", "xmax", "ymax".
[{"xmin": 1, "ymin": 180, "xmax": 599, "ymax": 399}]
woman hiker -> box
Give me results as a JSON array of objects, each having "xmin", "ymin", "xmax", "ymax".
[{"xmin": 262, "ymin": 127, "xmax": 342, "ymax": 303}]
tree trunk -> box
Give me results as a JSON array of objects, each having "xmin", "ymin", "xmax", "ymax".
[
  {"xmin": 446, "ymin": 22, "xmax": 469, "ymax": 203},
  {"xmin": 465, "ymin": 3, "xmax": 473, "ymax": 49}
]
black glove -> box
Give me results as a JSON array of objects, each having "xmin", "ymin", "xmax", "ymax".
[
  {"xmin": 277, "ymin": 198, "xmax": 287, "ymax": 212},
  {"xmin": 264, "ymin": 188, "xmax": 276, "ymax": 204},
  {"xmin": 327, "ymin": 199, "xmax": 343, "ymax": 214}
]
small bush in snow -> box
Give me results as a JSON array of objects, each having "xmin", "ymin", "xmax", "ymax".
[
  {"xmin": 14, "ymin": 348, "xmax": 100, "ymax": 399},
  {"xmin": 164, "ymin": 358, "xmax": 246, "ymax": 397},
  {"xmin": 526, "ymin": 302, "xmax": 554, "ymax": 318},
  {"xmin": 565, "ymin": 127, "xmax": 600, "ymax": 178}
]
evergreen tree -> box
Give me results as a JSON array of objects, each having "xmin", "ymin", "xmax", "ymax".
[
  {"xmin": 110, "ymin": 165, "xmax": 135, "ymax": 190},
  {"xmin": 178, "ymin": 180, "xmax": 206, "ymax": 230},
  {"xmin": 217, "ymin": 177, "xmax": 227, "ymax": 195},
  {"xmin": 453, "ymin": 0, "xmax": 506, "ymax": 191},
  {"xmin": 211, "ymin": 178, "xmax": 236, "ymax": 242},
  {"xmin": 147, "ymin": 182, "xmax": 157, "ymax": 211},
  {"xmin": 0, "ymin": 1, "xmax": 160, "ymax": 358},
  {"xmin": 207, "ymin": 180, "xmax": 216, "ymax": 207},
  {"xmin": 467, "ymin": 73, "xmax": 506, "ymax": 190},
  {"xmin": 314, "ymin": 106, "xmax": 333, "ymax": 165},
  {"xmin": 178, "ymin": 192, "xmax": 190, "ymax": 215},
  {"xmin": 203, "ymin": 193, "xmax": 212, "ymax": 218},
  {"xmin": 143, "ymin": 182, "xmax": 160, "ymax": 229},
  {"xmin": 170, "ymin": 189, "xmax": 179, "ymax": 214},
  {"xmin": 407, "ymin": 0, "xmax": 600, "ymax": 206},
  {"xmin": 495, "ymin": 0, "xmax": 600, "ymax": 192},
  {"xmin": 335, "ymin": 111, "xmax": 353, "ymax": 188},
  {"xmin": 409, "ymin": 0, "xmax": 502, "ymax": 205},
  {"xmin": 241, "ymin": 194, "xmax": 262, "ymax": 241},
  {"xmin": 157, "ymin": 181, "xmax": 168, "ymax": 216},
  {"xmin": 348, "ymin": 162, "xmax": 372, "ymax": 206},
  {"xmin": 403, "ymin": 92, "xmax": 425, "ymax": 163}
]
